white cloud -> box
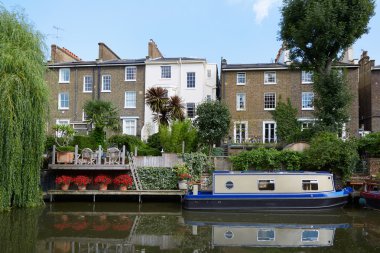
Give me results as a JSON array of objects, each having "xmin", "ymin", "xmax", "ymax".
[{"xmin": 253, "ymin": 0, "xmax": 281, "ymax": 24}]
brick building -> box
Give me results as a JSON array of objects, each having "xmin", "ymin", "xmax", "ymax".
[
  {"xmin": 46, "ymin": 43, "xmax": 146, "ymax": 136},
  {"xmin": 358, "ymin": 51, "xmax": 380, "ymax": 132},
  {"xmin": 220, "ymin": 48, "xmax": 359, "ymax": 144}
]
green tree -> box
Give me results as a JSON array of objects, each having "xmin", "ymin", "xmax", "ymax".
[
  {"xmin": 280, "ymin": 0, "xmax": 375, "ymax": 131},
  {"xmin": 0, "ymin": 7, "xmax": 48, "ymax": 210},
  {"xmin": 84, "ymin": 100, "xmax": 120, "ymax": 146},
  {"xmin": 270, "ymin": 98, "xmax": 301, "ymax": 144},
  {"xmin": 194, "ymin": 101, "xmax": 231, "ymax": 154},
  {"xmin": 145, "ymin": 87, "xmax": 185, "ymax": 126}
]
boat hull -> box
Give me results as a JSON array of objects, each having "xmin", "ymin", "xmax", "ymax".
[
  {"xmin": 361, "ymin": 191, "xmax": 380, "ymax": 210},
  {"xmin": 184, "ymin": 193, "xmax": 349, "ymax": 211}
]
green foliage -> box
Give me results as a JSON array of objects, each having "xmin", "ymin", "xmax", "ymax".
[
  {"xmin": 303, "ymin": 132, "xmax": 359, "ymax": 180},
  {"xmin": 108, "ymin": 134, "xmax": 160, "ymax": 156},
  {"xmin": 147, "ymin": 133, "xmax": 162, "ymax": 150},
  {"xmin": 72, "ymin": 135, "xmax": 98, "ymax": 150},
  {"xmin": 145, "ymin": 87, "xmax": 185, "ymax": 125},
  {"xmin": 0, "ymin": 7, "xmax": 48, "ymax": 209},
  {"xmin": 358, "ymin": 132, "xmax": 380, "ymax": 157},
  {"xmin": 194, "ymin": 101, "xmax": 231, "ymax": 152},
  {"xmin": 45, "ymin": 135, "xmax": 56, "ymax": 152},
  {"xmin": 230, "ymin": 148, "xmax": 303, "ymax": 171},
  {"xmin": 182, "ymin": 152, "xmax": 212, "ymax": 181},
  {"xmin": 159, "ymin": 120, "xmax": 198, "ymax": 153},
  {"xmin": 52, "ymin": 124, "xmax": 75, "ymax": 147},
  {"xmin": 84, "ymin": 100, "xmax": 120, "ymax": 145},
  {"xmin": 313, "ymin": 72, "xmax": 351, "ymax": 132},
  {"xmin": 280, "ymin": 0, "xmax": 375, "ymax": 71},
  {"xmin": 138, "ymin": 167, "xmax": 177, "ymax": 190},
  {"xmin": 270, "ymin": 99, "xmax": 301, "ymax": 144}
]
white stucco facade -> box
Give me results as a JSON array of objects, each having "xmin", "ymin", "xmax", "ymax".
[{"xmin": 141, "ymin": 57, "xmax": 217, "ymax": 140}]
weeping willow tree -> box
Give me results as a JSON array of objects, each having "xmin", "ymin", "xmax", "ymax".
[{"xmin": 0, "ymin": 7, "xmax": 48, "ymax": 210}]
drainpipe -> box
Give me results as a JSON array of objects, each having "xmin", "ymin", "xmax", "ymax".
[
  {"xmin": 97, "ymin": 64, "xmax": 101, "ymax": 100},
  {"xmin": 74, "ymin": 67, "xmax": 78, "ymax": 121}
]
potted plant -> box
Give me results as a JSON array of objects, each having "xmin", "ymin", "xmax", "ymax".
[
  {"xmin": 55, "ymin": 175, "xmax": 73, "ymax": 191},
  {"xmin": 94, "ymin": 174, "xmax": 112, "ymax": 191},
  {"xmin": 53, "ymin": 124, "xmax": 75, "ymax": 164},
  {"xmin": 174, "ymin": 163, "xmax": 192, "ymax": 190},
  {"xmin": 73, "ymin": 175, "xmax": 92, "ymax": 191},
  {"xmin": 113, "ymin": 174, "xmax": 133, "ymax": 191}
]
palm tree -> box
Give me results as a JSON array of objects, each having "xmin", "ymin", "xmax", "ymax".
[{"xmin": 145, "ymin": 87, "xmax": 185, "ymax": 126}]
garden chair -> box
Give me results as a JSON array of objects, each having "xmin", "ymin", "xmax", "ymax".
[
  {"xmin": 105, "ymin": 147, "xmax": 121, "ymax": 164},
  {"xmin": 80, "ymin": 148, "xmax": 96, "ymax": 165}
]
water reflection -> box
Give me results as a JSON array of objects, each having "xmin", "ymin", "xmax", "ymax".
[{"xmin": 1, "ymin": 203, "xmax": 380, "ymax": 252}]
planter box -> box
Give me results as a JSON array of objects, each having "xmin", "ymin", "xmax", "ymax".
[{"xmin": 56, "ymin": 151, "xmax": 74, "ymax": 164}]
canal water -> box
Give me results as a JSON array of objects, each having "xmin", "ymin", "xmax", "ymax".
[{"xmin": 0, "ymin": 202, "xmax": 379, "ymax": 253}]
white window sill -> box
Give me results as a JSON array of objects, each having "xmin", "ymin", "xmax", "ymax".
[
  {"xmin": 59, "ymin": 81, "xmax": 70, "ymax": 84},
  {"xmin": 264, "ymin": 82, "xmax": 277, "ymax": 85},
  {"xmin": 237, "ymin": 83, "xmax": 246, "ymax": 86},
  {"xmin": 302, "ymin": 82, "xmax": 313, "ymax": 84},
  {"xmin": 236, "ymin": 109, "xmax": 246, "ymax": 111},
  {"xmin": 125, "ymin": 79, "xmax": 136, "ymax": 82},
  {"xmin": 264, "ymin": 108, "xmax": 276, "ymax": 111},
  {"xmin": 83, "ymin": 91, "xmax": 92, "ymax": 93},
  {"xmin": 124, "ymin": 107, "xmax": 137, "ymax": 109},
  {"xmin": 302, "ymin": 108, "xmax": 314, "ymax": 111},
  {"xmin": 58, "ymin": 108, "xmax": 69, "ymax": 110},
  {"xmin": 101, "ymin": 90, "xmax": 111, "ymax": 93},
  {"xmin": 185, "ymin": 87, "xmax": 196, "ymax": 90}
]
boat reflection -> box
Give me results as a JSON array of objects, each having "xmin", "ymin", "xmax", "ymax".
[{"xmin": 184, "ymin": 211, "xmax": 350, "ymax": 248}]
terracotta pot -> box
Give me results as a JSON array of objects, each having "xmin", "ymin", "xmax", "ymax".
[
  {"xmin": 99, "ymin": 183, "xmax": 108, "ymax": 191},
  {"xmin": 178, "ymin": 180, "xmax": 188, "ymax": 190},
  {"xmin": 119, "ymin": 185, "xmax": 128, "ymax": 191},
  {"xmin": 61, "ymin": 184, "xmax": 69, "ymax": 191},
  {"xmin": 56, "ymin": 151, "xmax": 74, "ymax": 164},
  {"xmin": 77, "ymin": 185, "xmax": 86, "ymax": 191}
]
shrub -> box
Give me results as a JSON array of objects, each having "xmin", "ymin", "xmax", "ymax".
[
  {"xmin": 72, "ymin": 135, "xmax": 98, "ymax": 150},
  {"xmin": 159, "ymin": 120, "xmax": 198, "ymax": 153},
  {"xmin": 358, "ymin": 132, "xmax": 380, "ymax": 157},
  {"xmin": 147, "ymin": 133, "xmax": 162, "ymax": 150},
  {"xmin": 303, "ymin": 132, "xmax": 358, "ymax": 180},
  {"xmin": 138, "ymin": 167, "xmax": 177, "ymax": 190},
  {"xmin": 230, "ymin": 148, "xmax": 281, "ymax": 171},
  {"xmin": 182, "ymin": 152, "xmax": 212, "ymax": 181},
  {"xmin": 277, "ymin": 150, "xmax": 303, "ymax": 171},
  {"xmin": 108, "ymin": 134, "xmax": 161, "ymax": 156}
]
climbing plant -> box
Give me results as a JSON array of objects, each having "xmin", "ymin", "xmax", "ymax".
[{"xmin": 0, "ymin": 7, "xmax": 48, "ymax": 210}]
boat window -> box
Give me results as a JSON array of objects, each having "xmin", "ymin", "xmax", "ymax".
[
  {"xmin": 302, "ymin": 180, "xmax": 318, "ymax": 190},
  {"xmin": 302, "ymin": 230, "xmax": 319, "ymax": 242},
  {"xmin": 257, "ymin": 229, "xmax": 275, "ymax": 241},
  {"xmin": 258, "ymin": 180, "xmax": 275, "ymax": 191}
]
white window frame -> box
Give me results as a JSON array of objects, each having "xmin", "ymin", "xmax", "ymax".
[
  {"xmin": 236, "ymin": 93, "xmax": 246, "ymax": 111},
  {"xmin": 301, "ymin": 71, "xmax": 313, "ymax": 84},
  {"xmin": 187, "ymin": 72, "xmax": 196, "ymax": 88},
  {"xmin": 122, "ymin": 118, "xmax": 137, "ymax": 136},
  {"xmin": 59, "ymin": 68, "xmax": 70, "ymax": 83},
  {"xmin": 302, "ymin": 92, "xmax": 314, "ymax": 110},
  {"xmin": 101, "ymin": 75, "xmax": 111, "ymax": 92},
  {"xmin": 161, "ymin": 66, "xmax": 171, "ymax": 79},
  {"xmin": 236, "ymin": 72, "xmax": 246, "ymax": 85},
  {"xmin": 125, "ymin": 66, "xmax": 137, "ymax": 81},
  {"xmin": 264, "ymin": 71, "xmax": 276, "ymax": 84},
  {"xmin": 58, "ymin": 92, "xmax": 69, "ymax": 110},
  {"xmin": 83, "ymin": 75, "xmax": 93, "ymax": 93},
  {"xmin": 186, "ymin": 102, "xmax": 196, "ymax": 118},
  {"xmin": 124, "ymin": 91, "xmax": 137, "ymax": 108},
  {"xmin": 82, "ymin": 110, "xmax": 89, "ymax": 122},
  {"xmin": 257, "ymin": 229, "xmax": 275, "ymax": 241},
  {"xmin": 264, "ymin": 92, "xmax": 276, "ymax": 110},
  {"xmin": 234, "ymin": 121, "xmax": 248, "ymax": 143},
  {"xmin": 263, "ymin": 121, "xmax": 277, "ymax": 143}
]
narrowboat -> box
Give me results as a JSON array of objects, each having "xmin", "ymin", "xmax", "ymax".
[
  {"xmin": 183, "ymin": 171, "xmax": 352, "ymax": 211},
  {"xmin": 360, "ymin": 181, "xmax": 380, "ymax": 210}
]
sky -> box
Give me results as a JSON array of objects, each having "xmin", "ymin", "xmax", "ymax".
[{"xmin": 2, "ymin": 0, "xmax": 380, "ymax": 65}]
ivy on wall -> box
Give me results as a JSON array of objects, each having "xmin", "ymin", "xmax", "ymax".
[{"xmin": 138, "ymin": 167, "xmax": 177, "ymax": 190}]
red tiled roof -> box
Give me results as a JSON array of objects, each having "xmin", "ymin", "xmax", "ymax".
[{"xmin": 61, "ymin": 47, "xmax": 81, "ymax": 61}]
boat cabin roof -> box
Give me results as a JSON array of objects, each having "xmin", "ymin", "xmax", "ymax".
[{"xmin": 213, "ymin": 170, "xmax": 332, "ymax": 175}]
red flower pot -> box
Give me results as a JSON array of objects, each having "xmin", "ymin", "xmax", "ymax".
[
  {"xmin": 78, "ymin": 185, "xmax": 86, "ymax": 191},
  {"xmin": 61, "ymin": 184, "xmax": 70, "ymax": 191},
  {"xmin": 119, "ymin": 185, "xmax": 128, "ymax": 191},
  {"xmin": 99, "ymin": 183, "xmax": 108, "ymax": 191}
]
